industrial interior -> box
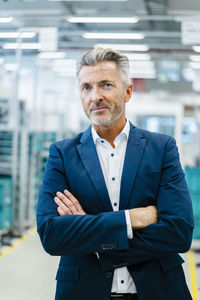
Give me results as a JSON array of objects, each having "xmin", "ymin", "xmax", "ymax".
[{"xmin": 0, "ymin": 0, "xmax": 200, "ymax": 299}]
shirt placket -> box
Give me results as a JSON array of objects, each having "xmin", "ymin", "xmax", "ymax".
[{"xmin": 108, "ymin": 147, "xmax": 119, "ymax": 211}]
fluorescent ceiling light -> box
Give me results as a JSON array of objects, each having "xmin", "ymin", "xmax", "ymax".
[
  {"xmin": 67, "ymin": 17, "xmax": 138, "ymax": 23},
  {"xmin": 124, "ymin": 53, "xmax": 151, "ymax": 61},
  {"xmin": 189, "ymin": 62, "xmax": 200, "ymax": 69},
  {"xmin": 3, "ymin": 43, "xmax": 41, "ymax": 50},
  {"xmin": 193, "ymin": 46, "xmax": 200, "ymax": 52},
  {"xmin": 51, "ymin": 0, "xmax": 128, "ymax": 1},
  {"xmin": 0, "ymin": 17, "xmax": 13, "ymax": 23},
  {"xmin": 38, "ymin": 52, "xmax": 66, "ymax": 59},
  {"xmin": 130, "ymin": 73, "xmax": 156, "ymax": 79},
  {"xmin": 189, "ymin": 55, "xmax": 200, "ymax": 62},
  {"xmin": 95, "ymin": 44, "xmax": 149, "ymax": 51},
  {"xmin": 130, "ymin": 68, "xmax": 156, "ymax": 79},
  {"xmin": 129, "ymin": 61, "xmax": 154, "ymax": 68},
  {"xmin": 0, "ymin": 32, "xmax": 36, "ymax": 39},
  {"xmin": 83, "ymin": 33, "xmax": 144, "ymax": 39}
]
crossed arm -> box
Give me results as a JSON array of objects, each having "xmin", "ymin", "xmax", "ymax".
[
  {"xmin": 54, "ymin": 190, "xmax": 158, "ymax": 230},
  {"xmin": 54, "ymin": 190, "xmax": 160, "ymax": 270}
]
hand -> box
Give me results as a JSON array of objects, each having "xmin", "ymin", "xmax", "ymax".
[
  {"xmin": 129, "ymin": 205, "xmax": 158, "ymax": 230},
  {"xmin": 54, "ymin": 190, "xmax": 86, "ymax": 216}
]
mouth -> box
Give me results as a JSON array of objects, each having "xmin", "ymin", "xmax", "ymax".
[{"xmin": 91, "ymin": 107, "xmax": 108, "ymax": 112}]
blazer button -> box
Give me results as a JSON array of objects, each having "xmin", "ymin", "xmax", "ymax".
[
  {"xmin": 112, "ymin": 243, "xmax": 117, "ymax": 249},
  {"xmin": 106, "ymin": 272, "xmax": 112, "ymax": 278},
  {"xmin": 101, "ymin": 244, "xmax": 107, "ymax": 250}
]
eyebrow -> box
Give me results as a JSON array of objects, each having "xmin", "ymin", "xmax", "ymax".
[
  {"xmin": 100, "ymin": 80, "xmax": 114, "ymax": 84},
  {"xmin": 80, "ymin": 79, "xmax": 114, "ymax": 88}
]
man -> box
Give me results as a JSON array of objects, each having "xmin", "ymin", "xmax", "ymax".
[{"xmin": 37, "ymin": 47, "xmax": 194, "ymax": 300}]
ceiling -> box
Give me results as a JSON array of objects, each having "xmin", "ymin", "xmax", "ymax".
[{"xmin": 1, "ymin": 0, "xmax": 200, "ymax": 85}]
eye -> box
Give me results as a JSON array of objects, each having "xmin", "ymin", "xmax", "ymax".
[
  {"xmin": 104, "ymin": 83, "xmax": 112, "ymax": 88},
  {"xmin": 83, "ymin": 85, "xmax": 90, "ymax": 91}
]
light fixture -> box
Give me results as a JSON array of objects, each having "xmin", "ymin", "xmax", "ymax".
[
  {"xmin": 95, "ymin": 44, "xmax": 149, "ymax": 51},
  {"xmin": 193, "ymin": 46, "xmax": 200, "ymax": 52},
  {"xmin": 124, "ymin": 53, "xmax": 151, "ymax": 61},
  {"xmin": 129, "ymin": 61, "xmax": 154, "ymax": 68},
  {"xmin": 51, "ymin": 0, "xmax": 127, "ymax": 1},
  {"xmin": 0, "ymin": 32, "xmax": 36, "ymax": 39},
  {"xmin": 38, "ymin": 52, "xmax": 66, "ymax": 59},
  {"xmin": 0, "ymin": 58, "xmax": 4, "ymax": 64},
  {"xmin": 189, "ymin": 55, "xmax": 200, "ymax": 62},
  {"xmin": 0, "ymin": 17, "xmax": 13, "ymax": 23},
  {"xmin": 83, "ymin": 32, "xmax": 144, "ymax": 39},
  {"xmin": 3, "ymin": 43, "xmax": 41, "ymax": 50},
  {"xmin": 67, "ymin": 17, "xmax": 138, "ymax": 23},
  {"xmin": 130, "ymin": 69, "xmax": 156, "ymax": 79}
]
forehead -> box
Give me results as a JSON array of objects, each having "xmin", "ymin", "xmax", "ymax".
[{"xmin": 78, "ymin": 61, "xmax": 121, "ymax": 85}]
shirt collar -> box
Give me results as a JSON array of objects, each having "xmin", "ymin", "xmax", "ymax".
[{"xmin": 91, "ymin": 119, "xmax": 130, "ymax": 145}]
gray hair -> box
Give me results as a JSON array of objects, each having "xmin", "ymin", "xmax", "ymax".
[{"xmin": 77, "ymin": 47, "xmax": 130, "ymax": 86}]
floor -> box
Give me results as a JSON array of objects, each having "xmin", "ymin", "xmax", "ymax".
[
  {"xmin": 0, "ymin": 230, "xmax": 59, "ymax": 300},
  {"xmin": 0, "ymin": 229, "xmax": 200, "ymax": 300}
]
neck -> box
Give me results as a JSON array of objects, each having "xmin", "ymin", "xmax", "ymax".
[{"xmin": 93, "ymin": 117, "xmax": 126, "ymax": 148}]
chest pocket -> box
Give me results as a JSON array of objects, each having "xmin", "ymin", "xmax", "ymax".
[{"xmin": 56, "ymin": 266, "xmax": 79, "ymax": 281}]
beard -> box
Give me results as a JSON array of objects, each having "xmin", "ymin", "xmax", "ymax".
[{"xmin": 85, "ymin": 100, "xmax": 124, "ymax": 126}]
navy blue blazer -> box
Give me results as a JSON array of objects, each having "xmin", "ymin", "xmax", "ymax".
[{"xmin": 37, "ymin": 123, "xmax": 194, "ymax": 300}]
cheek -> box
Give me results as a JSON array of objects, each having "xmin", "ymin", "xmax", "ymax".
[{"xmin": 81, "ymin": 95, "xmax": 90, "ymax": 110}]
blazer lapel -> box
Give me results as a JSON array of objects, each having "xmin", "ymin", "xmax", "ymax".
[
  {"xmin": 77, "ymin": 126, "xmax": 112, "ymax": 212},
  {"xmin": 119, "ymin": 124, "xmax": 146, "ymax": 210}
]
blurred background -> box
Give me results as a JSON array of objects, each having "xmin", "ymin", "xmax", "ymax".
[{"xmin": 0, "ymin": 0, "xmax": 200, "ymax": 299}]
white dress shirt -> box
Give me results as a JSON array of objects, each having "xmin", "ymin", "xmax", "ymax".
[{"xmin": 91, "ymin": 120, "xmax": 137, "ymax": 294}]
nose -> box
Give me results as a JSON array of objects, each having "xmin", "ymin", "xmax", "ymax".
[{"xmin": 91, "ymin": 86, "xmax": 102, "ymax": 102}]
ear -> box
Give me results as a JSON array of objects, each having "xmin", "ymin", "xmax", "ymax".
[{"xmin": 124, "ymin": 83, "xmax": 133, "ymax": 103}]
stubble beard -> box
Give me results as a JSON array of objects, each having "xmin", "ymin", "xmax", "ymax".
[{"xmin": 86, "ymin": 102, "xmax": 124, "ymax": 126}]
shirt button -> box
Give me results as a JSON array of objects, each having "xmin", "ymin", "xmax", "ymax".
[
  {"xmin": 112, "ymin": 177, "xmax": 115, "ymax": 181},
  {"xmin": 111, "ymin": 153, "xmax": 114, "ymax": 157},
  {"xmin": 121, "ymin": 280, "xmax": 124, "ymax": 284},
  {"xmin": 101, "ymin": 140, "xmax": 104, "ymax": 143},
  {"xmin": 114, "ymin": 203, "xmax": 117, "ymax": 206}
]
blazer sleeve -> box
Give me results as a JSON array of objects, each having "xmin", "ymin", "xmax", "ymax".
[
  {"xmin": 36, "ymin": 143, "xmax": 129, "ymax": 256},
  {"xmin": 98, "ymin": 137, "xmax": 194, "ymax": 271}
]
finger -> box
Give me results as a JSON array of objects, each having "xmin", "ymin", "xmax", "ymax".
[
  {"xmin": 56, "ymin": 192, "xmax": 79, "ymax": 215},
  {"xmin": 64, "ymin": 190, "xmax": 86, "ymax": 215},
  {"xmin": 54, "ymin": 196, "xmax": 72, "ymax": 215},
  {"xmin": 58, "ymin": 206, "xmax": 72, "ymax": 216},
  {"xmin": 57, "ymin": 206, "xmax": 65, "ymax": 216}
]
